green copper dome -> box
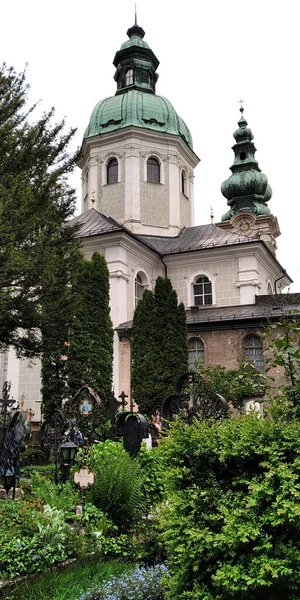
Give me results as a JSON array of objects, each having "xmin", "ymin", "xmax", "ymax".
[
  {"xmin": 221, "ymin": 108, "xmax": 272, "ymax": 221},
  {"xmin": 83, "ymin": 23, "xmax": 193, "ymax": 149},
  {"xmin": 84, "ymin": 90, "xmax": 193, "ymax": 148}
]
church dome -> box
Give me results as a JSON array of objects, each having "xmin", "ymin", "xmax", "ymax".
[
  {"xmin": 83, "ymin": 22, "xmax": 193, "ymax": 150},
  {"xmin": 84, "ymin": 90, "xmax": 193, "ymax": 149}
]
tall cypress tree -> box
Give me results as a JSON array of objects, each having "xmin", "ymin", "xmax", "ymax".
[
  {"xmin": 132, "ymin": 276, "xmax": 188, "ymax": 415},
  {"xmin": 67, "ymin": 252, "xmax": 114, "ymax": 403}
]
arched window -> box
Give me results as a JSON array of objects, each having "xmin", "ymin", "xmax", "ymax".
[
  {"xmin": 107, "ymin": 158, "xmax": 118, "ymax": 184},
  {"xmin": 135, "ymin": 274, "xmax": 144, "ymax": 306},
  {"xmin": 188, "ymin": 337, "xmax": 204, "ymax": 367},
  {"xmin": 193, "ymin": 276, "xmax": 213, "ymax": 306},
  {"xmin": 125, "ymin": 68, "xmax": 133, "ymax": 86},
  {"xmin": 244, "ymin": 334, "xmax": 264, "ymax": 371},
  {"xmin": 267, "ymin": 282, "xmax": 273, "ymax": 295},
  {"xmin": 181, "ymin": 170, "xmax": 187, "ymax": 195},
  {"xmin": 147, "ymin": 157, "xmax": 160, "ymax": 184}
]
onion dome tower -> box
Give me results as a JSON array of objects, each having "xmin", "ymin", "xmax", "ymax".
[
  {"xmin": 79, "ymin": 21, "xmax": 199, "ymax": 236},
  {"xmin": 83, "ymin": 23, "xmax": 193, "ymax": 147},
  {"xmin": 219, "ymin": 107, "xmax": 280, "ymax": 253},
  {"xmin": 221, "ymin": 107, "xmax": 272, "ymax": 221}
]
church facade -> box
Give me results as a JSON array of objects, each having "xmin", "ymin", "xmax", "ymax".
[{"xmin": 1, "ymin": 22, "xmax": 293, "ymax": 420}]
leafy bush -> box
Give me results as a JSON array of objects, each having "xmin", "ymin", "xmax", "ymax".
[
  {"xmin": 0, "ymin": 500, "xmax": 73, "ymax": 579},
  {"xmin": 135, "ymin": 442, "xmax": 165, "ymax": 508},
  {"xmin": 0, "ymin": 495, "xmax": 132, "ymax": 581},
  {"xmin": 194, "ymin": 359, "xmax": 268, "ymax": 407},
  {"xmin": 159, "ymin": 416, "xmax": 300, "ymax": 600},
  {"xmin": 20, "ymin": 446, "xmax": 48, "ymax": 466},
  {"xmin": 77, "ymin": 563, "xmax": 169, "ymax": 600}
]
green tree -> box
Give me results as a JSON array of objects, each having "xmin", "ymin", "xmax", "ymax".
[
  {"xmin": 264, "ymin": 317, "xmax": 300, "ymax": 416},
  {"xmin": 0, "ymin": 63, "xmax": 79, "ymax": 357},
  {"xmin": 40, "ymin": 246, "xmax": 81, "ymax": 419},
  {"xmin": 67, "ymin": 252, "xmax": 114, "ymax": 402},
  {"xmin": 132, "ymin": 276, "xmax": 188, "ymax": 415},
  {"xmin": 159, "ymin": 416, "xmax": 300, "ymax": 600}
]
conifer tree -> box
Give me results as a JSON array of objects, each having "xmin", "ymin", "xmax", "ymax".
[
  {"xmin": 0, "ymin": 64, "xmax": 79, "ymax": 357},
  {"xmin": 67, "ymin": 252, "xmax": 114, "ymax": 403},
  {"xmin": 132, "ymin": 276, "xmax": 188, "ymax": 415}
]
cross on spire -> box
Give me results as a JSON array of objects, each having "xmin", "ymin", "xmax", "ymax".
[
  {"xmin": 135, "ymin": 3, "xmax": 137, "ymax": 25},
  {"xmin": 239, "ymin": 98, "xmax": 244, "ymax": 113}
]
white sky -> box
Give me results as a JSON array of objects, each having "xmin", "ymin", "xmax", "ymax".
[{"xmin": 1, "ymin": 0, "xmax": 299, "ymax": 290}]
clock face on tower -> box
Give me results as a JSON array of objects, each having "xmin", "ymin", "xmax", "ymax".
[{"xmin": 239, "ymin": 219, "xmax": 251, "ymax": 233}]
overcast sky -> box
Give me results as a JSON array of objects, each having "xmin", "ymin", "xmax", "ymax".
[{"xmin": 1, "ymin": 0, "xmax": 299, "ymax": 290}]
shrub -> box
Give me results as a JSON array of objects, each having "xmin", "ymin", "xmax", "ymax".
[
  {"xmin": 0, "ymin": 500, "xmax": 72, "ymax": 579},
  {"xmin": 135, "ymin": 442, "xmax": 165, "ymax": 508},
  {"xmin": 20, "ymin": 446, "xmax": 48, "ymax": 466},
  {"xmin": 159, "ymin": 416, "xmax": 300, "ymax": 600}
]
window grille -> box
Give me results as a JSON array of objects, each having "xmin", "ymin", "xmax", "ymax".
[
  {"xmin": 244, "ymin": 334, "xmax": 264, "ymax": 371},
  {"xmin": 188, "ymin": 337, "xmax": 204, "ymax": 367}
]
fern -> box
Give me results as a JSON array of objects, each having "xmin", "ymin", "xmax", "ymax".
[
  {"xmin": 31, "ymin": 474, "xmax": 80, "ymax": 516},
  {"xmin": 89, "ymin": 451, "xmax": 145, "ymax": 531}
]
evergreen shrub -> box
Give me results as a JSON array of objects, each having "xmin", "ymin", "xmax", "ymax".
[{"xmin": 159, "ymin": 416, "xmax": 300, "ymax": 600}]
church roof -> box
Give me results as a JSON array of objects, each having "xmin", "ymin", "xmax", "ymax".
[
  {"xmin": 84, "ymin": 91, "xmax": 193, "ymax": 149},
  {"xmin": 70, "ymin": 208, "xmax": 122, "ymax": 237},
  {"xmin": 137, "ymin": 224, "xmax": 253, "ymax": 254},
  {"xmin": 117, "ymin": 295, "xmax": 300, "ymax": 333},
  {"xmin": 71, "ymin": 210, "xmax": 252, "ymax": 251}
]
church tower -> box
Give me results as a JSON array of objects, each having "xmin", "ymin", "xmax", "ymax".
[
  {"xmin": 218, "ymin": 107, "xmax": 280, "ymax": 253},
  {"xmin": 78, "ymin": 22, "xmax": 199, "ymax": 236}
]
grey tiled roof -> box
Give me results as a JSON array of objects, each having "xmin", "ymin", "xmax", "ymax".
[
  {"xmin": 116, "ymin": 295, "xmax": 300, "ymax": 332},
  {"xmin": 69, "ymin": 211, "xmax": 253, "ymax": 251},
  {"xmin": 137, "ymin": 224, "xmax": 252, "ymax": 254},
  {"xmin": 69, "ymin": 208, "xmax": 122, "ymax": 237}
]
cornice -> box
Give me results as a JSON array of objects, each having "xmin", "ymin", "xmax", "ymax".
[{"xmin": 78, "ymin": 126, "xmax": 200, "ymax": 169}]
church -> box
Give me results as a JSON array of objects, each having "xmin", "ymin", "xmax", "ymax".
[{"xmin": 1, "ymin": 21, "xmax": 295, "ymax": 421}]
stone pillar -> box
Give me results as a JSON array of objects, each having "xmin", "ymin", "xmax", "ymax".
[
  {"xmin": 236, "ymin": 255, "xmax": 262, "ymax": 304},
  {"xmin": 124, "ymin": 147, "xmax": 140, "ymax": 225},
  {"xmin": 168, "ymin": 154, "xmax": 180, "ymax": 229}
]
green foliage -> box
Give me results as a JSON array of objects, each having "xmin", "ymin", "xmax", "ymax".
[
  {"xmin": 20, "ymin": 446, "xmax": 48, "ymax": 466},
  {"xmin": 132, "ymin": 276, "xmax": 188, "ymax": 415},
  {"xmin": 265, "ymin": 317, "xmax": 300, "ymax": 416},
  {"xmin": 194, "ymin": 359, "xmax": 267, "ymax": 407},
  {"xmin": 0, "ymin": 499, "xmax": 72, "ymax": 579},
  {"xmin": 0, "ymin": 63, "xmax": 79, "ymax": 358},
  {"xmin": 136, "ymin": 442, "xmax": 165, "ymax": 508},
  {"xmin": 77, "ymin": 564, "xmax": 169, "ymax": 600},
  {"xmin": 67, "ymin": 252, "xmax": 114, "ymax": 402},
  {"xmin": 82, "ymin": 440, "xmax": 146, "ymax": 531},
  {"xmin": 5, "ymin": 559, "xmax": 131, "ymax": 600},
  {"xmin": 159, "ymin": 416, "xmax": 300, "ymax": 600},
  {"xmin": 30, "ymin": 474, "xmax": 80, "ymax": 518}
]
